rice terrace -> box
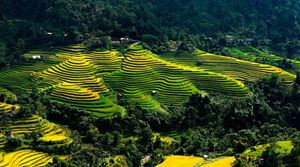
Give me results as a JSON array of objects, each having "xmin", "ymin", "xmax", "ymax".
[
  {"xmin": 0, "ymin": 42, "xmax": 298, "ymax": 166},
  {"xmin": 1, "ymin": 0, "xmax": 300, "ymax": 166}
]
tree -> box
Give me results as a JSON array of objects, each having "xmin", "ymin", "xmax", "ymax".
[
  {"xmin": 279, "ymin": 58, "xmax": 293, "ymax": 70},
  {"xmin": 85, "ymin": 125, "xmax": 100, "ymax": 143},
  {"xmin": 232, "ymin": 140, "xmax": 246, "ymax": 153},
  {"xmin": 6, "ymin": 137, "xmax": 22, "ymax": 149},
  {"xmin": 84, "ymin": 36, "xmax": 112, "ymax": 50},
  {"xmin": 138, "ymin": 127, "xmax": 152, "ymax": 151},
  {"xmin": 141, "ymin": 34, "xmax": 158, "ymax": 46},
  {"xmin": 125, "ymin": 141, "xmax": 143, "ymax": 167},
  {"xmin": 234, "ymin": 155, "xmax": 259, "ymax": 167},
  {"xmin": 295, "ymin": 71, "xmax": 300, "ymax": 86},
  {"xmin": 260, "ymin": 145, "xmax": 280, "ymax": 167},
  {"xmin": 178, "ymin": 39, "xmax": 195, "ymax": 52},
  {"xmin": 291, "ymin": 136, "xmax": 300, "ymax": 165},
  {"xmin": 183, "ymin": 94, "xmax": 212, "ymax": 127},
  {"xmin": 0, "ymin": 42, "xmax": 8, "ymax": 67}
]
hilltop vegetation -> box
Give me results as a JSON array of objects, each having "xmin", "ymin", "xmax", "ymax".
[{"xmin": 1, "ymin": 0, "xmax": 300, "ymax": 67}]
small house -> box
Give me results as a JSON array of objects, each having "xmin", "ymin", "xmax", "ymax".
[
  {"xmin": 151, "ymin": 90, "xmax": 158, "ymax": 96},
  {"xmin": 6, "ymin": 131, "xmax": 14, "ymax": 139},
  {"xmin": 32, "ymin": 55, "xmax": 41, "ymax": 60}
]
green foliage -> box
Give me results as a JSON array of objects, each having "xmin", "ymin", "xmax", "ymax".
[
  {"xmin": 84, "ymin": 36, "xmax": 112, "ymax": 50},
  {"xmin": 234, "ymin": 155, "xmax": 258, "ymax": 167},
  {"xmin": 0, "ymin": 88, "xmax": 17, "ymax": 103},
  {"xmin": 260, "ymin": 145, "xmax": 280, "ymax": 167},
  {"xmin": 2, "ymin": 0, "xmax": 300, "ymax": 66},
  {"xmin": 5, "ymin": 137, "xmax": 22, "ymax": 149},
  {"xmin": 183, "ymin": 94, "xmax": 212, "ymax": 127},
  {"xmin": 291, "ymin": 137, "xmax": 300, "ymax": 157},
  {"xmin": 0, "ymin": 42, "xmax": 8, "ymax": 67},
  {"xmin": 296, "ymin": 71, "xmax": 300, "ymax": 85}
]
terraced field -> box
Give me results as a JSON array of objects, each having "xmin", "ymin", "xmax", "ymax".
[
  {"xmin": 0, "ymin": 44, "xmax": 296, "ymax": 115},
  {"xmin": 0, "ymin": 61, "xmax": 59, "ymax": 95},
  {"xmin": 0, "ymin": 43, "xmax": 297, "ymax": 166},
  {"xmin": 0, "ymin": 114, "xmax": 72, "ymax": 164},
  {"xmin": 38, "ymin": 135, "xmax": 68, "ymax": 143},
  {"xmin": 0, "ymin": 88, "xmax": 17, "ymax": 102},
  {"xmin": 157, "ymin": 141, "xmax": 293, "ymax": 167},
  {"xmin": 50, "ymin": 44, "xmax": 86, "ymax": 62},
  {"xmin": 0, "ymin": 113, "xmax": 72, "ymax": 166},
  {"xmin": 195, "ymin": 50, "xmax": 295, "ymax": 84},
  {"xmin": 199, "ymin": 157, "xmax": 236, "ymax": 167},
  {"xmin": 243, "ymin": 140, "xmax": 293, "ymax": 156},
  {"xmin": 0, "ymin": 115, "xmax": 69, "ymax": 137},
  {"xmin": 225, "ymin": 47, "xmax": 300, "ymax": 71},
  {"xmin": 0, "ymin": 102, "xmax": 19, "ymax": 114},
  {"xmin": 105, "ymin": 48, "xmax": 250, "ymax": 111},
  {"xmin": 28, "ymin": 45, "xmax": 127, "ymax": 117},
  {"xmin": 161, "ymin": 49, "xmax": 295, "ymax": 84},
  {"xmin": 0, "ymin": 149, "xmax": 53, "ymax": 167},
  {"xmin": 157, "ymin": 155, "xmax": 235, "ymax": 167},
  {"xmin": 83, "ymin": 50, "xmax": 122, "ymax": 72},
  {"xmin": 2, "ymin": 44, "xmax": 292, "ymax": 115},
  {"xmin": 38, "ymin": 56, "xmax": 108, "ymax": 93},
  {"xmin": 156, "ymin": 155, "xmax": 204, "ymax": 167},
  {"xmin": 49, "ymin": 82, "xmax": 125, "ymax": 117},
  {"xmin": 0, "ymin": 133, "xmax": 6, "ymax": 148}
]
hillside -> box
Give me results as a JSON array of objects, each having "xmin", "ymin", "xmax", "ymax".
[
  {"xmin": 1, "ymin": 1, "xmax": 300, "ymax": 166},
  {"xmin": 0, "ymin": 44, "xmax": 295, "ymax": 116},
  {"xmin": 0, "ymin": 43, "xmax": 299, "ymax": 166}
]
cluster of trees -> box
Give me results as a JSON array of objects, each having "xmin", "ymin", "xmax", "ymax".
[
  {"xmin": 1, "ymin": 0, "xmax": 300, "ymax": 67},
  {"xmin": 83, "ymin": 36, "xmax": 112, "ymax": 50}
]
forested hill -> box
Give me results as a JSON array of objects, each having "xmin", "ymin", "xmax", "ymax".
[
  {"xmin": 2, "ymin": 1, "xmax": 300, "ymax": 166},
  {"xmin": 1, "ymin": 0, "xmax": 300, "ymax": 65}
]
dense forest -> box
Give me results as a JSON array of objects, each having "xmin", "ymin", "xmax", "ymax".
[
  {"xmin": 1, "ymin": 0, "xmax": 300, "ymax": 66},
  {"xmin": 1, "ymin": 0, "xmax": 300, "ymax": 167}
]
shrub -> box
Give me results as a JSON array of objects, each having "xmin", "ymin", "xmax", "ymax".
[
  {"xmin": 84, "ymin": 36, "xmax": 112, "ymax": 50},
  {"xmin": 6, "ymin": 137, "xmax": 22, "ymax": 149}
]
